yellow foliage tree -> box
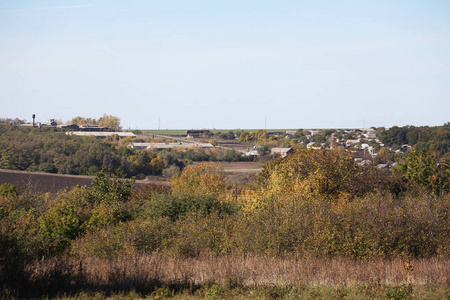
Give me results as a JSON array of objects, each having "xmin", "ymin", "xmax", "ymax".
[
  {"xmin": 97, "ymin": 113, "xmax": 121, "ymax": 131},
  {"xmin": 70, "ymin": 114, "xmax": 121, "ymax": 131},
  {"xmin": 171, "ymin": 162, "xmax": 227, "ymax": 198},
  {"xmin": 70, "ymin": 116, "xmax": 97, "ymax": 126},
  {"xmin": 251, "ymin": 149, "xmax": 360, "ymax": 209},
  {"xmin": 150, "ymin": 156, "xmax": 164, "ymax": 175}
]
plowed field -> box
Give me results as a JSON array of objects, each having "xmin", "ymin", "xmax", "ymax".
[
  {"xmin": 0, "ymin": 162, "xmax": 261, "ymax": 193},
  {"xmin": 0, "ymin": 169, "xmax": 94, "ymax": 193}
]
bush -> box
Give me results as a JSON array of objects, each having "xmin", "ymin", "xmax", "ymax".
[
  {"xmin": 71, "ymin": 222, "xmax": 135, "ymax": 259},
  {"xmin": 396, "ymin": 148, "xmax": 450, "ymax": 195},
  {"xmin": 0, "ymin": 183, "xmax": 19, "ymax": 198},
  {"xmin": 162, "ymin": 165, "xmax": 181, "ymax": 179},
  {"xmin": 137, "ymin": 192, "xmax": 237, "ymax": 222},
  {"xmin": 39, "ymin": 199, "xmax": 85, "ymax": 256},
  {"xmin": 90, "ymin": 170, "xmax": 135, "ymax": 205},
  {"xmin": 133, "ymin": 218, "xmax": 174, "ymax": 253}
]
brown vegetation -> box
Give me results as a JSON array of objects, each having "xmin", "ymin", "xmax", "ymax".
[
  {"xmin": 55, "ymin": 255, "xmax": 449, "ymax": 287},
  {"xmin": 4, "ymin": 255, "xmax": 446, "ymax": 298}
]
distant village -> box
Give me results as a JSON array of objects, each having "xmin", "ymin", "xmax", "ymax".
[
  {"xmin": 237, "ymin": 128, "xmax": 403, "ymax": 170},
  {"xmin": 5, "ymin": 115, "xmax": 407, "ymax": 171}
]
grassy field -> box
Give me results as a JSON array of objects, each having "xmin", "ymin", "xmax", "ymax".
[{"xmin": 60, "ymin": 285, "xmax": 449, "ymax": 299}]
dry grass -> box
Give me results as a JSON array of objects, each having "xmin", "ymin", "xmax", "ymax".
[
  {"xmin": 2, "ymin": 255, "xmax": 446, "ymax": 298},
  {"xmin": 27, "ymin": 255, "xmax": 450, "ymax": 288}
]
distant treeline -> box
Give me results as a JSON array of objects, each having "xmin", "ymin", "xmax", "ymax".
[
  {"xmin": 0, "ymin": 125, "xmax": 134, "ymax": 175},
  {"xmin": 0, "ymin": 117, "xmax": 26, "ymax": 125},
  {"xmin": 0, "ymin": 125, "xmax": 249, "ymax": 178},
  {"xmin": 377, "ymin": 123, "xmax": 450, "ymax": 153}
]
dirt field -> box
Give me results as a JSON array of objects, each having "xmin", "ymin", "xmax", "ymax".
[
  {"xmin": 0, "ymin": 169, "xmax": 95, "ymax": 193},
  {"xmin": 217, "ymin": 161, "xmax": 263, "ymax": 173},
  {"xmin": 0, "ymin": 169, "xmax": 168, "ymax": 194},
  {"xmin": 0, "ymin": 162, "xmax": 262, "ymax": 193},
  {"xmin": 215, "ymin": 141, "xmax": 250, "ymax": 153}
]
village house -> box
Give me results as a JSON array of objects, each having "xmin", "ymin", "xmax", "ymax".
[
  {"xmin": 245, "ymin": 149, "xmax": 259, "ymax": 157},
  {"xmin": 271, "ymin": 147, "xmax": 294, "ymax": 158}
]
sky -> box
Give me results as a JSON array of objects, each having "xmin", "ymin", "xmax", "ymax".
[{"xmin": 1, "ymin": 0, "xmax": 449, "ymax": 130}]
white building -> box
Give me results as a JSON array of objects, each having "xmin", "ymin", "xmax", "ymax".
[
  {"xmin": 66, "ymin": 131, "xmax": 136, "ymax": 138},
  {"xmin": 127, "ymin": 142, "xmax": 213, "ymax": 150}
]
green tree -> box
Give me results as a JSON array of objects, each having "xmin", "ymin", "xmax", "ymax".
[
  {"xmin": 39, "ymin": 200, "xmax": 84, "ymax": 255},
  {"xmin": 0, "ymin": 184, "xmax": 19, "ymax": 198},
  {"xmin": 129, "ymin": 150, "xmax": 154, "ymax": 174},
  {"xmin": 396, "ymin": 148, "xmax": 450, "ymax": 195},
  {"xmin": 90, "ymin": 170, "xmax": 135, "ymax": 204},
  {"xmin": 376, "ymin": 147, "xmax": 394, "ymax": 163}
]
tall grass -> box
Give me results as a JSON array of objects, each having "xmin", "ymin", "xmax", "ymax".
[{"xmin": 11, "ymin": 254, "xmax": 448, "ymax": 298}]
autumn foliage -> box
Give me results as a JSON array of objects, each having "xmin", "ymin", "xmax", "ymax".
[
  {"xmin": 171, "ymin": 162, "xmax": 227, "ymax": 197},
  {"xmin": 1, "ymin": 148, "xmax": 450, "ymax": 297}
]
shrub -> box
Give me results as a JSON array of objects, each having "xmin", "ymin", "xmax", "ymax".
[
  {"xmin": 39, "ymin": 199, "xmax": 85, "ymax": 256},
  {"xmin": 70, "ymin": 223, "xmax": 135, "ymax": 259},
  {"xmin": 133, "ymin": 218, "xmax": 174, "ymax": 253},
  {"xmin": 0, "ymin": 183, "xmax": 19, "ymax": 198},
  {"xmin": 90, "ymin": 170, "xmax": 135, "ymax": 205},
  {"xmin": 162, "ymin": 165, "xmax": 181, "ymax": 179},
  {"xmin": 137, "ymin": 192, "xmax": 237, "ymax": 222}
]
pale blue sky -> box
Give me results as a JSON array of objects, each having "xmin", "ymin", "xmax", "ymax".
[{"xmin": 1, "ymin": 0, "xmax": 449, "ymax": 129}]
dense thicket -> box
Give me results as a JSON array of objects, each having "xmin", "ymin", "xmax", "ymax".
[
  {"xmin": 1, "ymin": 149, "xmax": 450, "ymax": 297},
  {"xmin": 0, "ymin": 125, "xmax": 134, "ymax": 175},
  {"xmin": 377, "ymin": 123, "xmax": 450, "ymax": 153},
  {"xmin": 1, "ymin": 150, "xmax": 449, "ymax": 263}
]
